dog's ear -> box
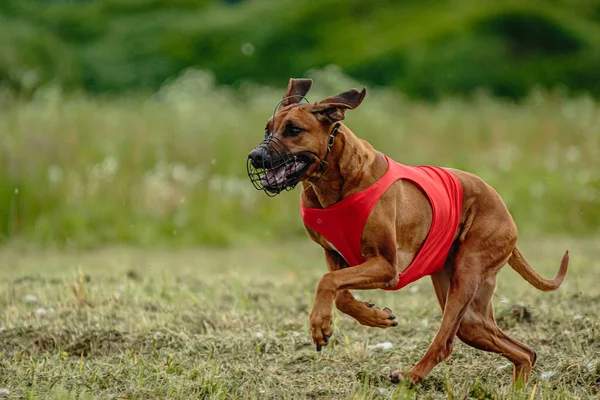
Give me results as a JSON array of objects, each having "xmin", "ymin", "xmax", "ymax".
[
  {"xmin": 312, "ymin": 87, "xmax": 367, "ymax": 123},
  {"xmin": 281, "ymin": 78, "xmax": 313, "ymax": 107}
]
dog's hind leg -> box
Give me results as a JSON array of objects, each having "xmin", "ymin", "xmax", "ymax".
[
  {"xmin": 390, "ymin": 235, "xmax": 514, "ymax": 384},
  {"xmin": 456, "ymin": 276, "xmax": 537, "ymax": 384},
  {"xmin": 390, "ymin": 258, "xmax": 480, "ymax": 383}
]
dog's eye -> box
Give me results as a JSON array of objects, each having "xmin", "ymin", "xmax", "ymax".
[{"xmin": 287, "ymin": 126, "xmax": 303, "ymax": 137}]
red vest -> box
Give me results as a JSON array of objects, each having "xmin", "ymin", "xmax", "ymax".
[{"xmin": 300, "ymin": 155, "xmax": 463, "ymax": 290}]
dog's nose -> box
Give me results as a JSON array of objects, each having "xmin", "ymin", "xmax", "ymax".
[{"xmin": 248, "ymin": 148, "xmax": 265, "ymax": 167}]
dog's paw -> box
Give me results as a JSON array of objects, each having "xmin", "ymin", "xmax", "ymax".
[
  {"xmin": 310, "ymin": 309, "xmax": 333, "ymax": 351},
  {"xmin": 315, "ymin": 333, "xmax": 329, "ymax": 352},
  {"xmin": 358, "ymin": 304, "xmax": 398, "ymax": 328},
  {"xmin": 389, "ymin": 370, "xmax": 423, "ymax": 385}
]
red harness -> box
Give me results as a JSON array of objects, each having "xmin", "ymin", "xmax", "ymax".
[{"xmin": 300, "ymin": 155, "xmax": 463, "ymax": 290}]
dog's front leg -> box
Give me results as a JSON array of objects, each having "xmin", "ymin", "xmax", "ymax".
[
  {"xmin": 322, "ymin": 250, "xmax": 397, "ymax": 329},
  {"xmin": 310, "ymin": 255, "xmax": 397, "ymax": 348},
  {"xmin": 335, "ymin": 290, "xmax": 398, "ymax": 328}
]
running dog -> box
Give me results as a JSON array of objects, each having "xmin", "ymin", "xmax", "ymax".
[{"xmin": 246, "ymin": 78, "xmax": 568, "ymax": 385}]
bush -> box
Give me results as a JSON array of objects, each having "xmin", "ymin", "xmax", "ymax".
[{"xmin": 2, "ymin": 0, "xmax": 600, "ymax": 98}]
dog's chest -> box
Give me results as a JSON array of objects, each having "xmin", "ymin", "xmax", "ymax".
[
  {"xmin": 325, "ymin": 240, "xmax": 347, "ymax": 262},
  {"xmin": 325, "ymin": 240, "xmax": 341, "ymax": 255},
  {"xmin": 325, "ymin": 239, "xmax": 367, "ymax": 266}
]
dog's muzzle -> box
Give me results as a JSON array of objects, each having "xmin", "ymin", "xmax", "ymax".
[
  {"xmin": 247, "ymin": 120, "xmax": 340, "ymax": 197},
  {"xmin": 247, "ymin": 136, "xmax": 313, "ymax": 196}
]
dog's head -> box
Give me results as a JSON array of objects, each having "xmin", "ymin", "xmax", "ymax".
[{"xmin": 247, "ymin": 78, "xmax": 366, "ymax": 196}]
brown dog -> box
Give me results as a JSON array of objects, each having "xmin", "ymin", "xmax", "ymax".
[{"xmin": 247, "ymin": 78, "xmax": 569, "ymax": 385}]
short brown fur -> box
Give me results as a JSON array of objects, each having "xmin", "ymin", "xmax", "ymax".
[{"xmin": 252, "ymin": 78, "xmax": 569, "ymax": 385}]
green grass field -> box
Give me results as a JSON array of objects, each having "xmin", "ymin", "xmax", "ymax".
[
  {"xmin": 0, "ymin": 70, "xmax": 598, "ymax": 398},
  {"xmin": 1, "ymin": 236, "xmax": 598, "ymax": 399}
]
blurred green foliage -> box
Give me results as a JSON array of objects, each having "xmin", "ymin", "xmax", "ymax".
[
  {"xmin": 2, "ymin": 0, "xmax": 600, "ymax": 99},
  {"xmin": 0, "ymin": 69, "xmax": 598, "ymax": 248},
  {"xmin": 1, "ymin": 1, "xmax": 599, "ymax": 248}
]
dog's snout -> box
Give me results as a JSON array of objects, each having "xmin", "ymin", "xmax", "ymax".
[{"xmin": 248, "ymin": 147, "xmax": 265, "ymax": 167}]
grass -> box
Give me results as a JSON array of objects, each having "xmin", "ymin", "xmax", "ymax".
[
  {"xmin": 0, "ymin": 68, "xmax": 599, "ymax": 248},
  {"xmin": 0, "ymin": 236, "xmax": 598, "ymax": 399}
]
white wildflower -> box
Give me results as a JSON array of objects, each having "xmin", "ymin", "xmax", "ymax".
[
  {"xmin": 171, "ymin": 163, "xmax": 188, "ymax": 183},
  {"xmin": 368, "ymin": 341, "xmax": 393, "ymax": 350},
  {"xmin": 89, "ymin": 156, "xmax": 119, "ymax": 182},
  {"xmin": 540, "ymin": 371, "xmax": 556, "ymax": 380},
  {"xmin": 35, "ymin": 308, "xmax": 48, "ymax": 317},
  {"xmin": 566, "ymin": 146, "xmax": 581, "ymax": 163},
  {"xmin": 24, "ymin": 294, "xmax": 38, "ymax": 304},
  {"xmin": 241, "ymin": 43, "xmax": 255, "ymax": 56},
  {"xmin": 47, "ymin": 165, "xmax": 63, "ymax": 184}
]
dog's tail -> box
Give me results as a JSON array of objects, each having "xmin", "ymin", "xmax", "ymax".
[{"xmin": 508, "ymin": 247, "xmax": 569, "ymax": 291}]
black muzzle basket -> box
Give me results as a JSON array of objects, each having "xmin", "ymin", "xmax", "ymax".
[
  {"xmin": 246, "ymin": 94, "xmax": 340, "ymax": 197},
  {"xmin": 247, "ymin": 135, "xmax": 307, "ymax": 196}
]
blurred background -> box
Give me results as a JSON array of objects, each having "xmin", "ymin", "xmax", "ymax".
[{"xmin": 1, "ymin": 0, "xmax": 599, "ymax": 249}]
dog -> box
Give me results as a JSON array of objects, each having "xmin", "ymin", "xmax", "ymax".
[{"xmin": 246, "ymin": 78, "xmax": 569, "ymax": 385}]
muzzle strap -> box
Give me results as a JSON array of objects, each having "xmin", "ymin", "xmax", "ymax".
[
  {"xmin": 324, "ymin": 123, "xmax": 341, "ymax": 161},
  {"xmin": 315, "ymin": 122, "xmax": 341, "ymax": 181}
]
